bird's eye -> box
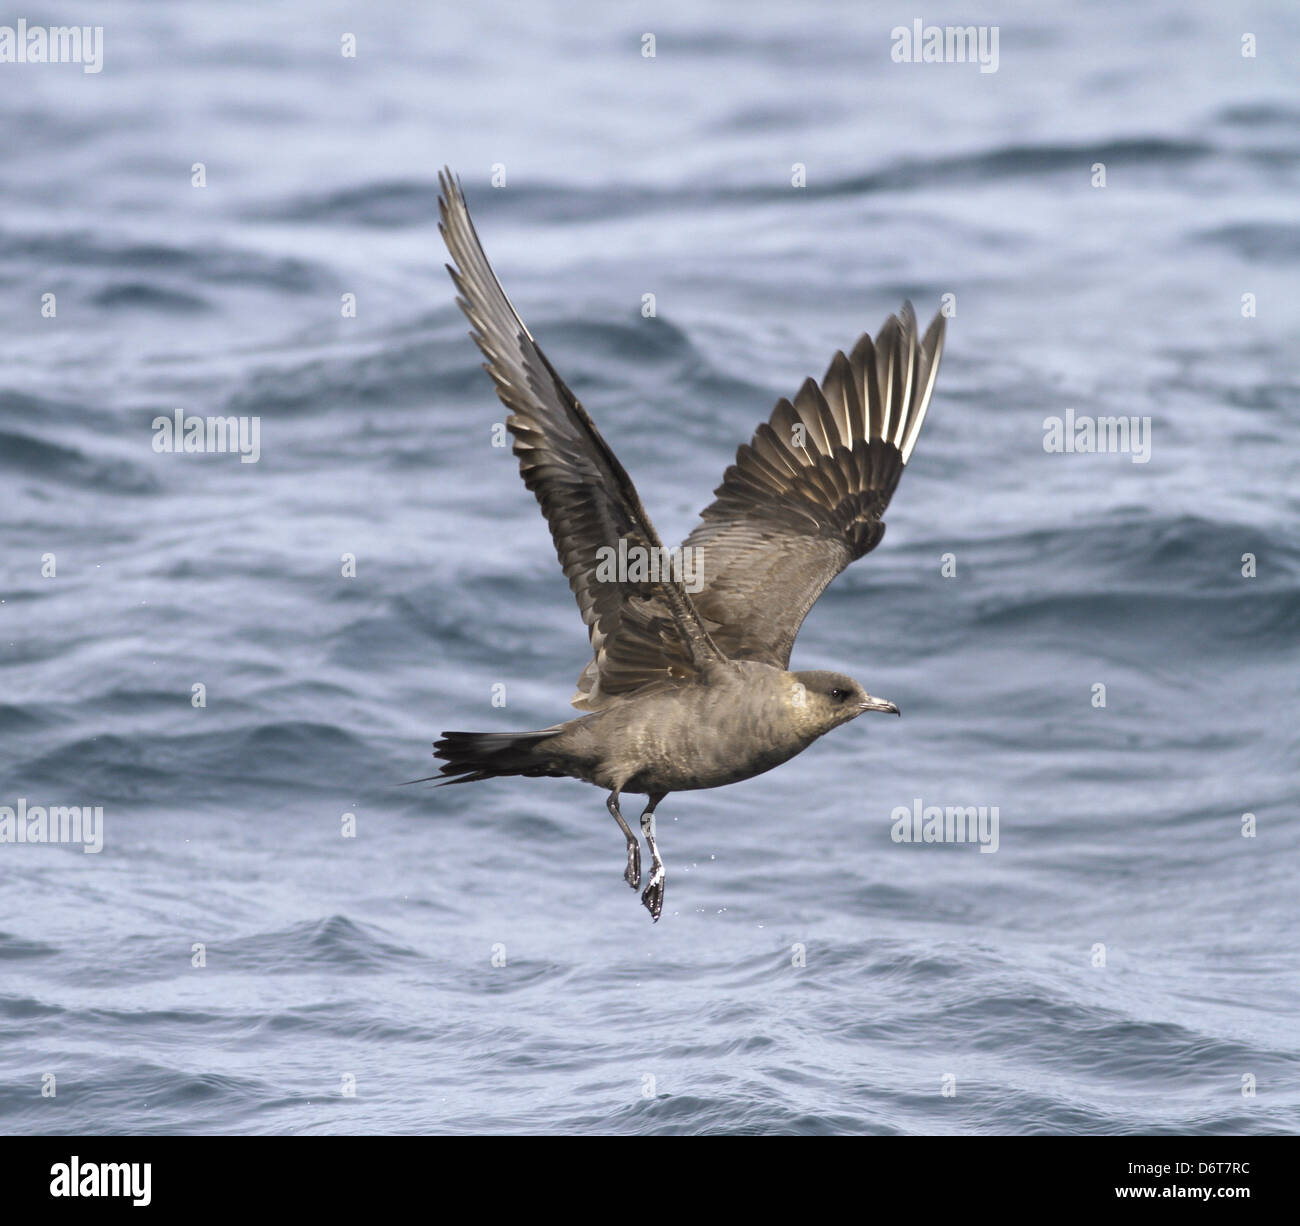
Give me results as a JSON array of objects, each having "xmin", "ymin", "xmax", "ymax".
[{"xmin": 830, "ymin": 688, "xmax": 848, "ymax": 702}]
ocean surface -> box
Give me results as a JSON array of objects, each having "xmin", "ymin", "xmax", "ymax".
[{"xmin": 2, "ymin": 1, "xmax": 1298, "ymax": 1135}]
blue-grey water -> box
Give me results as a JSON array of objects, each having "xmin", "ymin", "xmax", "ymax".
[{"xmin": 1, "ymin": 1, "xmax": 1298, "ymax": 1135}]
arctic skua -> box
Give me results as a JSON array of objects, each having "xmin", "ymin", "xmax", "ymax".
[{"xmin": 428, "ymin": 169, "xmax": 946, "ymax": 921}]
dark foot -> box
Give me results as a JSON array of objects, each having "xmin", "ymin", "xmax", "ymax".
[
  {"xmin": 624, "ymin": 838, "xmax": 641, "ymax": 890},
  {"xmin": 607, "ymin": 792, "xmax": 642, "ymax": 890},
  {"xmin": 641, "ymin": 863, "xmax": 665, "ymax": 921}
]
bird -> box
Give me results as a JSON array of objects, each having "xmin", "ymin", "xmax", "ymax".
[{"xmin": 427, "ymin": 168, "xmax": 946, "ymax": 922}]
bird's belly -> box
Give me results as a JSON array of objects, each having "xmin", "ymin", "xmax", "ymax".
[
  {"xmin": 621, "ymin": 710, "xmax": 807, "ymax": 795},
  {"xmin": 643, "ymin": 747, "xmax": 798, "ymax": 793}
]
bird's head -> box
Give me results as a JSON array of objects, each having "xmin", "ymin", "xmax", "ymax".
[{"xmin": 785, "ymin": 669, "xmax": 900, "ymax": 736}]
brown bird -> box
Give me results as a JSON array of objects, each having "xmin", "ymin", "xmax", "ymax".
[{"xmin": 428, "ymin": 169, "xmax": 946, "ymax": 921}]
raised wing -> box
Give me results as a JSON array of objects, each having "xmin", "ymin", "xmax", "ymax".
[
  {"xmin": 681, "ymin": 303, "xmax": 945, "ymax": 667},
  {"xmin": 438, "ymin": 169, "xmax": 724, "ymax": 708}
]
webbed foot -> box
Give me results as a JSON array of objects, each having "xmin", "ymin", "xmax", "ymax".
[{"xmin": 641, "ymin": 864, "xmax": 665, "ymax": 921}]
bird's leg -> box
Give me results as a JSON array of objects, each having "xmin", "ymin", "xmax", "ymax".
[
  {"xmin": 606, "ymin": 792, "xmax": 641, "ymax": 890},
  {"xmin": 639, "ymin": 793, "xmax": 667, "ymax": 921}
]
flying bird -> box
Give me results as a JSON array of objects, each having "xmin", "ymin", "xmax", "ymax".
[{"xmin": 429, "ymin": 169, "xmax": 946, "ymax": 921}]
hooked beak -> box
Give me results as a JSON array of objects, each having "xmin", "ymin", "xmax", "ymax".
[{"xmin": 859, "ymin": 695, "xmax": 900, "ymax": 716}]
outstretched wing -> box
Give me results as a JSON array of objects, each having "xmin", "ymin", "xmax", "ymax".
[
  {"xmin": 681, "ymin": 303, "xmax": 946, "ymax": 667},
  {"xmin": 438, "ymin": 169, "xmax": 724, "ymax": 708}
]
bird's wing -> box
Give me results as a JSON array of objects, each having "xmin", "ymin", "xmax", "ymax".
[
  {"xmin": 438, "ymin": 169, "xmax": 725, "ymax": 709},
  {"xmin": 680, "ymin": 304, "xmax": 946, "ymax": 667}
]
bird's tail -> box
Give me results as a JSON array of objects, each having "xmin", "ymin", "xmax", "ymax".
[{"xmin": 417, "ymin": 728, "xmax": 568, "ymax": 786}]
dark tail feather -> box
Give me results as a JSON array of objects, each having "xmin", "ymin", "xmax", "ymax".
[{"xmin": 407, "ymin": 728, "xmax": 567, "ymax": 786}]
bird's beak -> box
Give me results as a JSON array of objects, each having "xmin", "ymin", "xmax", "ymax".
[{"xmin": 859, "ymin": 695, "xmax": 900, "ymax": 716}]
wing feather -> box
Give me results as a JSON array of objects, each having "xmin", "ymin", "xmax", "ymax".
[
  {"xmin": 680, "ymin": 304, "xmax": 946, "ymax": 667},
  {"xmin": 438, "ymin": 169, "xmax": 724, "ymax": 708}
]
